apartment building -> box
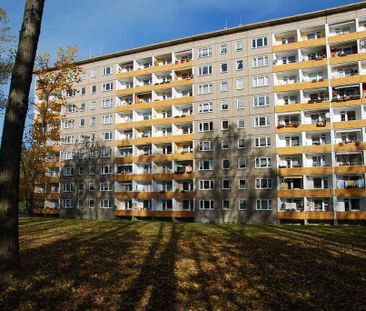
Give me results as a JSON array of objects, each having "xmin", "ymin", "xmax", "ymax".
[{"xmin": 34, "ymin": 1, "xmax": 366, "ymax": 224}]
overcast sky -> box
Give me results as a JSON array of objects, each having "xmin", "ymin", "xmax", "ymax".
[{"xmin": 0, "ymin": 0, "xmax": 360, "ymax": 137}]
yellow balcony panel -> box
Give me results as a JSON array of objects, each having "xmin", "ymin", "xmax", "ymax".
[
  {"xmin": 115, "ymin": 79, "xmax": 193, "ymax": 96},
  {"xmin": 305, "ymin": 212, "xmax": 334, "ymax": 220},
  {"xmin": 328, "ymin": 31, "xmax": 366, "ymax": 44},
  {"xmin": 332, "ymin": 98, "xmax": 362, "ymax": 108},
  {"xmin": 115, "ymin": 115, "xmax": 193, "ymax": 129},
  {"xmin": 113, "ymin": 191, "xmax": 195, "ymax": 200},
  {"xmin": 114, "ymin": 152, "xmax": 194, "ymax": 163},
  {"xmin": 333, "ymin": 119, "xmax": 366, "ymax": 130},
  {"xmin": 276, "ymin": 122, "xmax": 331, "ymax": 134},
  {"xmin": 298, "ymin": 38, "xmax": 327, "ymax": 49},
  {"xmin": 303, "ymin": 144, "xmax": 332, "ymax": 153},
  {"xmin": 115, "ymin": 97, "xmax": 194, "ymax": 112},
  {"xmin": 274, "ymin": 80, "xmax": 328, "ymax": 92},
  {"xmin": 335, "ymin": 142, "xmax": 366, "ymax": 152},
  {"xmin": 278, "ymin": 167, "xmax": 333, "ymax": 176},
  {"xmin": 277, "ymin": 212, "xmax": 305, "ymax": 220},
  {"xmin": 335, "ymin": 189, "xmax": 366, "ymax": 197},
  {"xmin": 329, "ymin": 52, "xmax": 366, "ymax": 65},
  {"xmin": 275, "ymin": 101, "xmax": 329, "ymax": 113},
  {"xmin": 273, "ymin": 58, "xmax": 327, "ymax": 72},
  {"xmin": 278, "ymin": 189, "xmax": 333, "ymax": 197},
  {"xmin": 114, "ymin": 172, "xmax": 194, "ymax": 181},
  {"xmin": 116, "ymin": 134, "xmax": 193, "ymax": 146},
  {"xmin": 114, "ymin": 210, "xmax": 195, "ymax": 218},
  {"xmin": 115, "ymin": 61, "xmax": 193, "ymax": 79},
  {"xmin": 276, "ymin": 146, "xmax": 304, "ymax": 155},
  {"xmin": 336, "ymin": 212, "xmax": 366, "ymax": 220},
  {"xmin": 32, "ymin": 208, "xmax": 59, "ymax": 215},
  {"xmin": 331, "ymin": 75, "xmax": 364, "ymax": 87},
  {"xmin": 335, "ymin": 165, "xmax": 366, "ymax": 174},
  {"xmin": 272, "ymin": 42, "xmax": 300, "ymax": 52}
]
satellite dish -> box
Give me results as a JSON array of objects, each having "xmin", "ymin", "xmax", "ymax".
[
  {"xmin": 273, "ymin": 59, "xmax": 278, "ymax": 65},
  {"xmin": 325, "ymin": 112, "xmax": 331, "ymax": 119}
]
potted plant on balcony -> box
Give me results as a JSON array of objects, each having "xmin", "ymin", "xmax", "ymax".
[
  {"xmin": 277, "ymin": 123, "xmax": 285, "ymax": 129},
  {"xmin": 292, "ymin": 122, "xmax": 300, "ymax": 128},
  {"xmin": 355, "ymin": 141, "xmax": 360, "ymax": 147}
]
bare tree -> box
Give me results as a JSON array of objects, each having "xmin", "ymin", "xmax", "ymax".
[{"xmin": 0, "ymin": 0, "xmax": 45, "ymax": 273}]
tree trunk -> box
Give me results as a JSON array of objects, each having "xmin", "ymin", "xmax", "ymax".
[{"xmin": 0, "ymin": 0, "xmax": 45, "ymax": 273}]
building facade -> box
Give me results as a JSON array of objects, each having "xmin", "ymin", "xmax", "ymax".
[{"xmin": 34, "ymin": 2, "xmax": 366, "ymax": 223}]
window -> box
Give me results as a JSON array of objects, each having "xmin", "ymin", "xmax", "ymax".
[
  {"xmin": 238, "ymin": 138, "xmax": 246, "ymax": 148},
  {"xmin": 237, "ymin": 118, "xmax": 245, "ymax": 129},
  {"xmin": 80, "ymin": 102, "xmax": 86, "ymax": 111},
  {"xmin": 198, "ymin": 102, "xmax": 213, "ymax": 113},
  {"xmin": 236, "ymin": 60, "xmax": 244, "ymax": 70},
  {"xmin": 220, "ymin": 81, "xmax": 229, "ymax": 92},
  {"xmin": 199, "ymin": 160, "xmax": 213, "ymax": 170},
  {"xmin": 253, "ymin": 96, "xmax": 270, "ymax": 107},
  {"xmin": 221, "ymin": 100, "xmax": 229, "ymax": 110},
  {"xmin": 253, "ymin": 76, "xmax": 269, "ymax": 87},
  {"xmin": 222, "ymin": 179, "xmax": 231, "ymax": 190},
  {"xmin": 252, "ymin": 37, "xmax": 268, "ymax": 48},
  {"xmin": 307, "ymin": 31, "xmax": 322, "ymax": 40},
  {"xmin": 199, "ymin": 180, "xmax": 214, "ymax": 190},
  {"xmin": 221, "ymin": 139, "xmax": 230, "ymax": 150},
  {"xmin": 89, "ymin": 183, "xmax": 95, "ymax": 192},
  {"xmin": 220, "ymin": 43, "xmax": 228, "ymax": 54},
  {"xmin": 198, "ymin": 47, "xmax": 212, "ymax": 58},
  {"xmin": 102, "ymin": 82, "xmax": 114, "ymax": 91},
  {"xmin": 236, "ymin": 98, "xmax": 245, "ymax": 109},
  {"xmin": 221, "ymin": 120, "xmax": 229, "ymax": 130},
  {"xmin": 102, "ymin": 131, "xmax": 112, "ymax": 140},
  {"xmin": 102, "ymin": 98, "xmax": 113, "ymax": 108},
  {"xmin": 91, "ymin": 85, "xmax": 97, "ymax": 93},
  {"xmin": 198, "ymin": 121, "xmax": 213, "ymax": 132},
  {"xmin": 100, "ymin": 199, "xmax": 112, "ymax": 209},
  {"xmin": 80, "ymin": 87, "xmax": 86, "ymax": 95},
  {"xmin": 252, "ymin": 56, "xmax": 269, "ymax": 67},
  {"xmin": 198, "ymin": 83, "xmax": 213, "ymax": 94},
  {"xmin": 64, "ymin": 135, "xmax": 74, "ymax": 144},
  {"xmin": 255, "ymin": 157, "xmax": 272, "ymax": 168},
  {"xmin": 90, "ymin": 101, "xmax": 96, "ymax": 110},
  {"xmin": 103, "ymin": 66, "xmax": 112, "ymax": 75},
  {"xmin": 66, "ymin": 89, "xmax": 76, "ymax": 97},
  {"xmin": 62, "ymin": 199, "xmax": 72, "ymax": 208},
  {"xmin": 90, "ymin": 69, "xmax": 96, "ymax": 78},
  {"xmin": 198, "ymin": 65, "xmax": 212, "ymax": 76},
  {"xmin": 100, "ymin": 181, "xmax": 112, "ymax": 191},
  {"xmin": 222, "ymin": 159, "xmax": 230, "ymax": 169},
  {"xmin": 222, "ymin": 200, "xmax": 230, "ymax": 210},
  {"xmin": 239, "ymin": 199, "xmax": 247, "ymax": 210},
  {"xmin": 90, "ymin": 116, "xmax": 96, "ymax": 126},
  {"xmin": 256, "ymin": 199, "xmax": 272, "ymax": 210},
  {"xmin": 63, "ymin": 166, "xmax": 73, "ymax": 176},
  {"xmin": 63, "ymin": 183, "xmax": 73, "ymax": 192},
  {"xmin": 89, "ymin": 199, "xmax": 95, "ymax": 208},
  {"xmin": 255, "ymin": 136, "xmax": 271, "ymax": 147},
  {"xmin": 256, "ymin": 178, "xmax": 273, "ymax": 189},
  {"xmin": 63, "ymin": 151, "xmax": 73, "ymax": 160},
  {"xmin": 101, "ymin": 148, "xmax": 112, "ymax": 158},
  {"xmin": 199, "ymin": 200, "xmax": 214, "ymax": 210},
  {"xmin": 80, "ymin": 118, "xmax": 85, "ymax": 127},
  {"xmin": 102, "ymin": 115, "xmax": 112, "ymax": 125},
  {"xmin": 80, "ymin": 71, "xmax": 86, "ymax": 80},
  {"xmin": 236, "ymin": 79, "xmax": 244, "ymax": 90},
  {"xmin": 238, "ymin": 158, "xmax": 246, "ymax": 169},
  {"xmin": 220, "ymin": 63, "xmax": 228, "ymax": 73},
  {"xmin": 199, "ymin": 141, "xmax": 213, "ymax": 151},
  {"xmin": 281, "ymin": 36, "xmax": 295, "ymax": 44},
  {"xmin": 235, "ymin": 41, "xmax": 243, "ymax": 51},
  {"xmin": 101, "ymin": 165, "xmax": 112, "ymax": 175},
  {"xmin": 254, "ymin": 116, "xmax": 270, "ymax": 127},
  {"xmin": 239, "ymin": 180, "xmax": 246, "ymax": 189},
  {"xmin": 65, "ymin": 104, "xmax": 75, "ymax": 113},
  {"xmin": 63, "ymin": 119, "xmax": 74, "ymax": 129}
]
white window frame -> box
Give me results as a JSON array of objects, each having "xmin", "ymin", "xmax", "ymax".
[
  {"xmin": 222, "ymin": 179, "xmax": 231, "ymax": 190},
  {"xmin": 255, "ymin": 157, "xmax": 272, "ymax": 168},
  {"xmin": 252, "ymin": 56, "xmax": 269, "ymax": 68},
  {"xmin": 199, "ymin": 180, "xmax": 215, "ymax": 190},
  {"xmin": 239, "ymin": 180, "xmax": 247, "ymax": 190},
  {"xmin": 255, "ymin": 178, "xmax": 273, "ymax": 189},
  {"xmin": 102, "ymin": 115, "xmax": 113, "ymax": 125},
  {"xmin": 198, "ymin": 83, "xmax": 213, "ymax": 95},
  {"xmin": 199, "ymin": 141, "xmax": 213, "ymax": 151},
  {"xmin": 253, "ymin": 76, "xmax": 269, "ymax": 87},
  {"xmin": 254, "ymin": 116, "xmax": 270, "ymax": 127},
  {"xmin": 198, "ymin": 121, "xmax": 213, "ymax": 132},
  {"xmin": 235, "ymin": 41, "xmax": 243, "ymax": 51},
  {"xmin": 199, "ymin": 160, "xmax": 214, "ymax": 171},
  {"xmin": 198, "ymin": 65, "xmax": 213, "ymax": 76},
  {"xmin": 255, "ymin": 136, "xmax": 271, "ymax": 148},
  {"xmin": 222, "ymin": 200, "xmax": 230, "ymax": 210},
  {"xmin": 252, "ymin": 37, "xmax": 268, "ymax": 48},
  {"xmin": 256, "ymin": 199, "xmax": 272, "ymax": 210},
  {"xmin": 239, "ymin": 199, "xmax": 247, "ymax": 210},
  {"xmin": 220, "ymin": 81, "xmax": 229, "ymax": 92},
  {"xmin": 100, "ymin": 199, "xmax": 112, "ymax": 209},
  {"xmin": 220, "ymin": 43, "xmax": 228, "ymax": 54},
  {"xmin": 102, "ymin": 82, "xmax": 114, "ymax": 92},
  {"xmin": 198, "ymin": 102, "xmax": 213, "ymax": 113},
  {"xmin": 238, "ymin": 158, "xmax": 246, "ymax": 169},
  {"xmin": 253, "ymin": 96, "xmax": 270, "ymax": 107},
  {"xmin": 199, "ymin": 200, "xmax": 214, "ymax": 210},
  {"xmin": 100, "ymin": 181, "xmax": 112, "ymax": 192},
  {"xmin": 236, "ymin": 60, "xmax": 244, "ymax": 70},
  {"xmin": 198, "ymin": 47, "xmax": 212, "ymax": 58}
]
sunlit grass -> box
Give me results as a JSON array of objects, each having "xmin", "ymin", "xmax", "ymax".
[{"xmin": 1, "ymin": 217, "xmax": 365, "ymax": 310}]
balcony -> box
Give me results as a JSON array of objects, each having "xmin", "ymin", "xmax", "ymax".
[
  {"xmin": 113, "ymin": 191, "xmax": 195, "ymax": 200},
  {"xmin": 114, "ymin": 209, "xmax": 195, "ymax": 218}
]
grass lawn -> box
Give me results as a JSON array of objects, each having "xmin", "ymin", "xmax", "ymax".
[{"xmin": 1, "ymin": 217, "xmax": 366, "ymax": 310}]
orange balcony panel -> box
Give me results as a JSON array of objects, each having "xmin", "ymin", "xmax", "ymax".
[
  {"xmin": 46, "ymin": 161, "xmax": 63, "ymax": 168},
  {"xmin": 272, "ymin": 42, "xmax": 300, "ymax": 52},
  {"xmin": 32, "ymin": 208, "xmax": 59, "ymax": 215},
  {"xmin": 114, "ymin": 152, "xmax": 194, "ymax": 163},
  {"xmin": 273, "ymin": 58, "xmax": 327, "ymax": 72},
  {"xmin": 332, "ymin": 98, "xmax": 362, "ymax": 108},
  {"xmin": 329, "ymin": 52, "xmax": 366, "ymax": 65},
  {"xmin": 335, "ymin": 165, "xmax": 366, "ymax": 174},
  {"xmin": 115, "ymin": 115, "xmax": 193, "ymax": 129},
  {"xmin": 114, "ymin": 172, "xmax": 194, "ymax": 181},
  {"xmin": 333, "ymin": 119, "xmax": 366, "ymax": 130},
  {"xmin": 275, "ymin": 101, "xmax": 329, "ymax": 113},
  {"xmin": 115, "ymin": 97, "xmax": 194, "ymax": 112},
  {"xmin": 276, "ymin": 123, "xmax": 331, "ymax": 134},
  {"xmin": 278, "ymin": 167, "xmax": 333, "ymax": 176},
  {"xmin": 305, "ymin": 212, "xmax": 334, "ymax": 220},
  {"xmin": 303, "ymin": 144, "xmax": 332, "ymax": 153},
  {"xmin": 335, "ymin": 142, "xmax": 366, "ymax": 152},
  {"xmin": 277, "ymin": 212, "xmax": 305, "ymax": 220},
  {"xmin": 115, "ymin": 61, "xmax": 193, "ymax": 79},
  {"xmin": 276, "ymin": 146, "xmax": 304, "ymax": 155},
  {"xmin": 328, "ymin": 31, "xmax": 366, "ymax": 44},
  {"xmin": 115, "ymin": 79, "xmax": 193, "ymax": 96},
  {"xmin": 336, "ymin": 212, "xmax": 366, "ymax": 220},
  {"xmin": 274, "ymin": 80, "xmax": 328, "ymax": 92},
  {"xmin": 113, "ymin": 191, "xmax": 195, "ymax": 200},
  {"xmin": 116, "ymin": 134, "xmax": 193, "ymax": 146},
  {"xmin": 49, "ymin": 177, "xmax": 60, "ymax": 183},
  {"xmin": 278, "ymin": 189, "xmax": 333, "ymax": 197},
  {"xmin": 298, "ymin": 38, "xmax": 327, "ymax": 49},
  {"xmin": 114, "ymin": 209, "xmax": 195, "ymax": 218},
  {"xmin": 331, "ymin": 75, "xmax": 364, "ymax": 87},
  {"xmin": 335, "ymin": 189, "xmax": 366, "ymax": 197}
]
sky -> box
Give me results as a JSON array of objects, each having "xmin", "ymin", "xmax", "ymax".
[{"xmin": 0, "ymin": 0, "xmax": 361, "ymax": 138}]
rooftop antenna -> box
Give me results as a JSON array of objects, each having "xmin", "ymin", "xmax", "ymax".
[
  {"xmin": 89, "ymin": 48, "xmax": 92, "ymax": 58},
  {"xmin": 239, "ymin": 16, "xmax": 243, "ymax": 26},
  {"xmin": 225, "ymin": 18, "xmax": 228, "ymax": 29}
]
